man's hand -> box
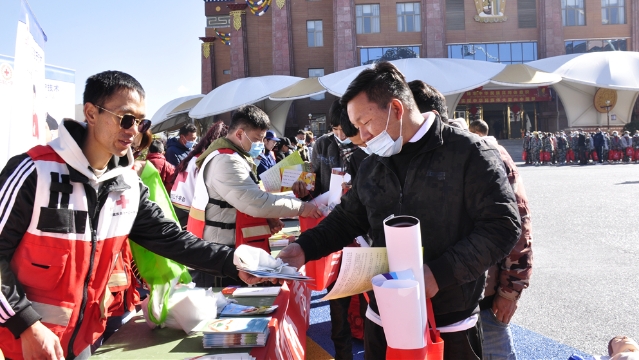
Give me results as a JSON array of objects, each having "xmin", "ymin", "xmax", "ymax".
[
  {"xmin": 492, "ymin": 294, "xmax": 518, "ymax": 324},
  {"xmin": 423, "ymin": 265, "xmax": 440, "ymax": 299},
  {"xmin": 21, "ymin": 321, "xmax": 64, "ymax": 360},
  {"xmin": 300, "ymin": 202, "xmax": 323, "ymax": 219},
  {"xmin": 276, "ymin": 243, "xmax": 306, "ymax": 270},
  {"xmin": 238, "ymin": 271, "xmax": 284, "ymax": 286},
  {"xmin": 266, "ymin": 218, "xmax": 284, "ymax": 234},
  {"xmin": 292, "ymin": 180, "xmax": 310, "ymax": 198}
]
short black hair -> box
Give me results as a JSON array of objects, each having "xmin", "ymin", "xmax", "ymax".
[
  {"xmin": 408, "ymin": 80, "xmax": 448, "ymax": 122},
  {"xmin": 469, "ymin": 120, "xmax": 489, "ymax": 136},
  {"xmin": 229, "ymin": 105, "xmax": 270, "ymax": 132},
  {"xmin": 297, "ymin": 129, "xmax": 306, "ymax": 135},
  {"xmin": 179, "ymin": 123, "xmax": 197, "ymax": 136},
  {"xmin": 340, "ymin": 61, "xmax": 414, "ymax": 112},
  {"xmin": 328, "ymin": 99, "xmax": 343, "ymax": 128},
  {"xmin": 83, "ymin": 70, "xmax": 145, "ymax": 107},
  {"xmin": 339, "ymin": 109, "xmax": 359, "ymax": 138},
  {"xmin": 149, "ymin": 139, "xmax": 164, "ymax": 153}
]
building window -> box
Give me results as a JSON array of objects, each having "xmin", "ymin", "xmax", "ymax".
[
  {"xmin": 308, "ymin": 68, "xmax": 325, "ymax": 100},
  {"xmin": 565, "ymin": 39, "xmax": 627, "ymax": 54},
  {"xmin": 223, "ymin": 70, "xmax": 230, "ymax": 75},
  {"xmin": 517, "ymin": 0, "xmax": 537, "ymax": 28},
  {"xmin": 446, "ymin": 0, "xmax": 465, "ymax": 30},
  {"xmin": 397, "ymin": 3, "xmax": 420, "ymax": 32},
  {"xmin": 447, "ymin": 42, "xmax": 537, "ymax": 64},
  {"xmin": 356, "ymin": 4, "xmax": 381, "ymax": 34},
  {"xmin": 307, "ymin": 20, "xmax": 323, "ymax": 47},
  {"xmin": 601, "ymin": 0, "xmax": 625, "ymax": 25},
  {"xmin": 562, "ymin": 0, "xmax": 585, "ymax": 26},
  {"xmin": 360, "ymin": 46, "xmax": 420, "ymax": 66}
]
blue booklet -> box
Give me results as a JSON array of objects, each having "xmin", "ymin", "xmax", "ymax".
[{"xmin": 220, "ymin": 303, "xmax": 278, "ymax": 317}]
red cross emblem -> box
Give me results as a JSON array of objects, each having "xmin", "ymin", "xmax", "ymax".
[
  {"xmin": 116, "ymin": 195, "xmax": 129, "ymax": 209},
  {"xmin": 171, "ymin": 171, "xmax": 188, "ymax": 191}
]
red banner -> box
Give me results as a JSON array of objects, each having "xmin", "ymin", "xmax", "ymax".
[
  {"xmin": 251, "ymin": 281, "xmax": 311, "ymax": 360},
  {"xmin": 459, "ymin": 87, "xmax": 551, "ymax": 104}
]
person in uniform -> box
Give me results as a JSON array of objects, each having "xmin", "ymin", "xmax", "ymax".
[
  {"xmin": 523, "ymin": 132, "xmax": 532, "ymax": 165},
  {"xmin": 610, "ymin": 131, "xmax": 623, "ymax": 164},
  {"xmin": 621, "ymin": 131, "xmax": 633, "ymax": 163},
  {"xmin": 530, "ymin": 131, "xmax": 542, "ymax": 166},
  {"xmin": 556, "ymin": 131, "xmax": 568, "ymax": 165}
]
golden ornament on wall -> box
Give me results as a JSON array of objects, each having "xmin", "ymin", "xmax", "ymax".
[
  {"xmin": 229, "ymin": 10, "xmax": 244, "ymax": 31},
  {"xmin": 473, "ymin": 0, "xmax": 507, "ymax": 22},
  {"xmin": 276, "ymin": 0, "xmax": 285, "ymax": 9},
  {"xmin": 594, "ymin": 88, "xmax": 617, "ymax": 113},
  {"xmin": 216, "ymin": 6, "xmax": 221, "ymax": 11},
  {"xmin": 202, "ymin": 42, "xmax": 211, "ymax": 59}
]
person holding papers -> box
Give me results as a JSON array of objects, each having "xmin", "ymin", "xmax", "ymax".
[
  {"xmin": 256, "ymin": 130, "xmax": 279, "ymax": 176},
  {"xmin": 278, "ymin": 62, "xmax": 521, "ymax": 360},
  {"xmin": 190, "ymin": 105, "xmax": 322, "ymax": 252}
]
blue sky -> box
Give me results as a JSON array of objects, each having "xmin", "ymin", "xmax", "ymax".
[{"xmin": 0, "ymin": 0, "xmax": 205, "ymax": 118}]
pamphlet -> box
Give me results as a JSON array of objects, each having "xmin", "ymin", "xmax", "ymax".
[
  {"xmin": 321, "ymin": 247, "xmax": 389, "ymax": 301},
  {"xmin": 220, "ymin": 303, "xmax": 278, "ymax": 316},
  {"xmin": 258, "ymin": 151, "xmax": 305, "ymax": 192}
]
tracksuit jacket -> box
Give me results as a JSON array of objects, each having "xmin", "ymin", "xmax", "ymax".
[{"xmin": 0, "ymin": 120, "xmax": 238, "ymax": 359}]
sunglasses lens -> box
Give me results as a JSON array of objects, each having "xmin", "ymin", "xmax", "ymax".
[
  {"xmin": 139, "ymin": 119, "xmax": 151, "ymax": 133},
  {"xmin": 120, "ymin": 115, "xmax": 136, "ymax": 129}
]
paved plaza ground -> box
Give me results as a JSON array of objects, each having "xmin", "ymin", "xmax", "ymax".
[{"xmin": 308, "ymin": 139, "xmax": 639, "ymax": 359}]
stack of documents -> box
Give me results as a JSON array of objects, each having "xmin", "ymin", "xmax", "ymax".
[
  {"xmin": 241, "ymin": 268, "xmax": 313, "ymax": 282},
  {"xmin": 196, "ymin": 317, "xmax": 271, "ymax": 348}
]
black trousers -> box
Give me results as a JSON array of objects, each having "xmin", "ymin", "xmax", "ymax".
[
  {"xmin": 327, "ymin": 283, "xmax": 368, "ymax": 360},
  {"xmin": 364, "ymin": 314, "xmax": 483, "ymax": 360},
  {"xmin": 595, "ymin": 146, "xmax": 603, "ymax": 163}
]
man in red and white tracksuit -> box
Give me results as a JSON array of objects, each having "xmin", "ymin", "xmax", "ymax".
[{"xmin": 0, "ymin": 71, "xmax": 262, "ymax": 360}]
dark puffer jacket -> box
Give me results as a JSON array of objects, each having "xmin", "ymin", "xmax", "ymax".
[{"xmin": 295, "ymin": 118, "xmax": 521, "ymax": 326}]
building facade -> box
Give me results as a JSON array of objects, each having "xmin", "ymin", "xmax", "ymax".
[{"xmin": 201, "ymin": 0, "xmax": 638, "ymax": 138}]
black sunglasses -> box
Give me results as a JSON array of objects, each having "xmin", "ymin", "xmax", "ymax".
[{"xmin": 95, "ymin": 105, "xmax": 152, "ymax": 133}]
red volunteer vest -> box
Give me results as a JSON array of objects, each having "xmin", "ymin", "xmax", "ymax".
[
  {"xmin": 187, "ymin": 148, "xmax": 271, "ymax": 253},
  {"xmin": 0, "ymin": 146, "xmax": 139, "ymax": 359}
]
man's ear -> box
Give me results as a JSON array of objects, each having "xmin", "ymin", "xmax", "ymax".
[
  {"xmin": 391, "ymin": 98, "xmax": 405, "ymax": 121},
  {"xmin": 84, "ymin": 103, "xmax": 97, "ymax": 125}
]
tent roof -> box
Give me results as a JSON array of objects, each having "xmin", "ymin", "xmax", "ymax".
[
  {"xmin": 527, "ymin": 52, "xmax": 639, "ymax": 91},
  {"xmin": 189, "ymin": 75, "xmax": 303, "ymax": 119},
  {"xmin": 488, "ymin": 64, "xmax": 561, "ymax": 88},
  {"xmin": 318, "ymin": 58, "xmax": 507, "ymax": 96},
  {"xmin": 150, "ymin": 94, "xmax": 204, "ymax": 131},
  {"xmin": 268, "ymin": 77, "xmax": 326, "ymax": 101}
]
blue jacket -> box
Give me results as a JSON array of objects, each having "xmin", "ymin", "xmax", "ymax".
[
  {"xmin": 256, "ymin": 150, "xmax": 277, "ymax": 176},
  {"xmin": 594, "ymin": 132, "xmax": 605, "ymax": 148},
  {"xmin": 165, "ymin": 137, "xmax": 190, "ymax": 166}
]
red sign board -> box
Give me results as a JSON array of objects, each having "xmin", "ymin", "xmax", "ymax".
[{"xmin": 459, "ymin": 87, "xmax": 552, "ymax": 104}]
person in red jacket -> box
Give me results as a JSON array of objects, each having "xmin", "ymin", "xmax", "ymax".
[{"xmin": 145, "ymin": 139, "xmax": 176, "ymax": 191}]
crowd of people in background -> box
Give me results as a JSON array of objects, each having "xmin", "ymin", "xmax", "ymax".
[{"xmin": 523, "ymin": 128, "xmax": 639, "ymax": 166}]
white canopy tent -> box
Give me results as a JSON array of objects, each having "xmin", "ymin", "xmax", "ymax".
[
  {"xmin": 189, "ymin": 76, "xmax": 303, "ymax": 137},
  {"xmin": 150, "ymin": 95, "xmax": 204, "ymax": 134},
  {"xmin": 318, "ymin": 58, "xmax": 506, "ymax": 119},
  {"xmin": 445, "ymin": 64, "xmax": 563, "ymax": 120},
  {"xmin": 527, "ymin": 52, "xmax": 639, "ymax": 128}
]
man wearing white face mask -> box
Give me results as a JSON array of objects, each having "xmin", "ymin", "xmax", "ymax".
[
  {"xmin": 279, "ymin": 62, "xmax": 521, "ymax": 359},
  {"xmin": 293, "ymin": 100, "xmax": 358, "ymax": 199},
  {"xmin": 189, "ymin": 106, "xmax": 322, "ymax": 283}
]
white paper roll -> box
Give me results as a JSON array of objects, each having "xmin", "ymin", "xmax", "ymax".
[
  {"xmin": 383, "ymin": 215, "xmax": 427, "ymax": 348},
  {"xmin": 372, "ymin": 279, "xmax": 423, "ymax": 349},
  {"xmin": 328, "ymin": 168, "xmax": 345, "ymax": 207}
]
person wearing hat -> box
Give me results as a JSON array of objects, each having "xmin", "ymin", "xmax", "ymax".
[
  {"xmin": 276, "ymin": 137, "xmax": 293, "ymax": 162},
  {"xmin": 256, "ymin": 130, "xmax": 279, "ymax": 176}
]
